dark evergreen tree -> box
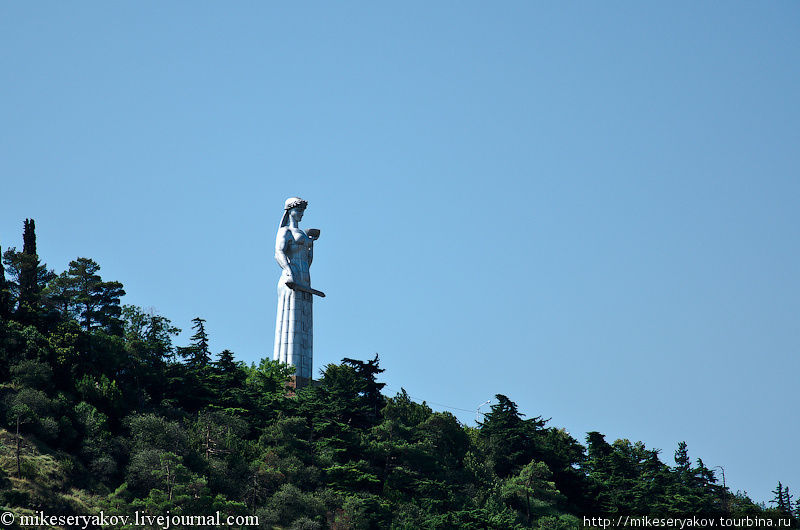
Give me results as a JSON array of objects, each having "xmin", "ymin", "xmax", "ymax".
[
  {"xmin": 10, "ymin": 219, "xmax": 53, "ymax": 324},
  {"xmin": 771, "ymin": 482, "xmax": 789, "ymax": 514},
  {"xmin": 307, "ymin": 354, "xmax": 387, "ymax": 431},
  {"xmin": 19, "ymin": 219, "xmax": 38, "ymax": 303},
  {"xmin": 58, "ymin": 257, "xmax": 126, "ymax": 333},
  {"xmin": 479, "ymin": 394, "xmax": 546, "ymax": 479},
  {"xmin": 341, "ymin": 354, "xmax": 386, "ymax": 422},
  {"xmin": 0, "ymin": 243, "xmax": 10, "ymax": 319},
  {"xmin": 689, "ymin": 458, "xmax": 725, "ymax": 516},
  {"xmin": 122, "ymin": 305, "xmax": 181, "ymax": 402},
  {"xmin": 211, "ymin": 349, "xmax": 247, "ymax": 407},
  {"xmin": 93, "ymin": 280, "xmax": 126, "ymax": 335},
  {"xmin": 45, "ymin": 270, "xmax": 77, "ymax": 319},
  {"xmin": 537, "ymin": 427, "xmax": 589, "ymax": 512},
  {"xmin": 674, "ymin": 441, "xmax": 691, "ymax": 481},
  {"xmin": 216, "ymin": 348, "xmax": 237, "ymax": 373},
  {"xmin": 168, "ymin": 317, "xmax": 215, "ymax": 411},
  {"xmin": 178, "ymin": 317, "xmax": 211, "ymax": 368}
]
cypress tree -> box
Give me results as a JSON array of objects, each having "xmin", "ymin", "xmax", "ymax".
[
  {"xmin": 23, "ymin": 219, "xmax": 36, "ymax": 255},
  {"xmin": 0, "ymin": 243, "xmax": 10, "ymax": 318},
  {"xmin": 17, "ymin": 219, "xmax": 42, "ymax": 323}
]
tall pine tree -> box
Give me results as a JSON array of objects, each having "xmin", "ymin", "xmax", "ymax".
[
  {"xmin": 674, "ymin": 441, "xmax": 692, "ymax": 482},
  {"xmin": 771, "ymin": 481, "xmax": 790, "ymax": 515},
  {"xmin": 178, "ymin": 317, "xmax": 211, "ymax": 369},
  {"xmin": 56, "ymin": 258, "xmax": 126, "ymax": 333}
]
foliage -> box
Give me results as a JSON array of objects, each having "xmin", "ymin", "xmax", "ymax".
[{"xmin": 0, "ymin": 218, "xmax": 788, "ymax": 528}]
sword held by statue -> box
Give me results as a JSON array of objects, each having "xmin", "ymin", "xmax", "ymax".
[{"xmin": 286, "ymin": 282, "xmax": 326, "ymax": 298}]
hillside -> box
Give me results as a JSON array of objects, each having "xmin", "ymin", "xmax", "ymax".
[{"xmin": 0, "ymin": 220, "xmax": 796, "ymax": 529}]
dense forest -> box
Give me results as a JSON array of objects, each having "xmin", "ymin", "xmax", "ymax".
[{"xmin": 0, "ymin": 219, "xmax": 796, "ymax": 529}]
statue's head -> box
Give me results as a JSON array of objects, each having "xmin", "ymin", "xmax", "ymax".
[
  {"xmin": 284, "ymin": 197, "xmax": 308, "ymax": 211},
  {"xmin": 280, "ymin": 197, "xmax": 308, "ymax": 227}
]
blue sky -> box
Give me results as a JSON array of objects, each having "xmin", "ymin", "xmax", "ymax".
[{"xmin": 2, "ymin": 2, "xmax": 798, "ymax": 503}]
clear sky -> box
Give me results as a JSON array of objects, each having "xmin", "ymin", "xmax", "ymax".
[{"xmin": 1, "ymin": 2, "xmax": 798, "ymax": 504}]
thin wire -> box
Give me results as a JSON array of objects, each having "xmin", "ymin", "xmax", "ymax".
[{"xmin": 384, "ymin": 386, "xmax": 487, "ymax": 414}]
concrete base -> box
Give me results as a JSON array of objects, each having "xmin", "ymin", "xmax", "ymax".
[{"xmin": 284, "ymin": 375, "xmax": 314, "ymax": 396}]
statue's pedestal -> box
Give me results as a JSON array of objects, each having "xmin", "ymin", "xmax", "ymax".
[{"xmin": 284, "ymin": 375, "xmax": 314, "ymax": 396}]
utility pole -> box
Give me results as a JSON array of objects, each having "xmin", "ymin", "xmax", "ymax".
[
  {"xmin": 713, "ymin": 466, "xmax": 728, "ymax": 512},
  {"xmin": 475, "ymin": 399, "xmax": 491, "ymax": 423}
]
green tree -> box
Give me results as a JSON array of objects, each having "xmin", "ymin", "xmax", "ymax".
[
  {"xmin": 662, "ymin": 441, "xmax": 715, "ymax": 515},
  {"xmin": 122, "ymin": 305, "xmax": 180, "ymax": 401},
  {"xmin": 195, "ymin": 409, "xmax": 248, "ymax": 461},
  {"xmin": 691, "ymin": 458, "xmax": 726, "ymax": 515},
  {"xmin": 122, "ymin": 306, "xmax": 180, "ymax": 361},
  {"xmin": 125, "ymin": 414, "xmax": 192, "ymax": 498},
  {"xmin": 128, "ymin": 413, "xmax": 189, "ymax": 454},
  {"xmin": 501, "ymin": 460, "xmax": 565, "ymax": 524},
  {"xmin": 74, "ymin": 401, "xmax": 118, "ymax": 483},
  {"xmin": 783, "ymin": 486, "xmax": 793, "ymax": 518},
  {"xmin": 129, "ymin": 451, "xmax": 217, "ymax": 516},
  {"xmin": 44, "ymin": 270, "xmax": 78, "ymax": 320},
  {"xmin": 583, "ymin": 432, "xmax": 676, "ymax": 515},
  {"xmin": 76, "ymin": 373, "xmax": 124, "ymax": 418},
  {"xmin": 771, "ymin": 482, "xmax": 791, "ymax": 515},
  {"xmin": 211, "ymin": 349, "xmax": 248, "ymax": 407},
  {"xmin": 53, "ymin": 258, "xmax": 126, "ymax": 334},
  {"xmin": 168, "ymin": 318, "xmax": 218, "ymax": 411},
  {"xmin": 47, "ymin": 319, "xmax": 86, "ymax": 383},
  {"xmin": 0, "ymin": 242, "xmax": 11, "ymax": 318},
  {"xmin": 178, "ymin": 317, "xmax": 211, "ymax": 368},
  {"xmin": 305, "ymin": 355, "xmax": 387, "ymax": 432},
  {"xmin": 18, "ymin": 219, "xmax": 40, "ymax": 322},
  {"xmin": 3, "ymin": 220, "xmax": 54, "ymax": 325},
  {"xmin": 153, "ymin": 452, "xmax": 191, "ymax": 502},
  {"xmin": 5, "ymin": 387, "xmax": 56, "ymax": 476},
  {"xmin": 263, "ymin": 484, "xmax": 328, "ymax": 528},
  {"xmin": 529, "ymin": 426, "xmax": 589, "ymax": 512},
  {"xmin": 674, "ymin": 441, "xmax": 691, "ymax": 480},
  {"xmin": 479, "ymin": 394, "xmax": 546, "ymax": 479},
  {"xmin": 9, "ymin": 359, "xmax": 53, "ymax": 390},
  {"xmin": 246, "ymin": 358, "xmax": 296, "ymax": 396}
]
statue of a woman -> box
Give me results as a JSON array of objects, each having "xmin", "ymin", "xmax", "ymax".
[{"xmin": 273, "ymin": 197, "xmax": 320, "ymax": 380}]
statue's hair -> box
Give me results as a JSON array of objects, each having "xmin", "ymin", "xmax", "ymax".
[
  {"xmin": 285, "ymin": 197, "xmax": 308, "ymax": 210},
  {"xmin": 279, "ymin": 197, "xmax": 308, "ymax": 228}
]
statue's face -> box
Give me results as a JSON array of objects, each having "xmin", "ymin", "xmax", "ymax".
[{"xmin": 289, "ymin": 207, "xmax": 305, "ymax": 223}]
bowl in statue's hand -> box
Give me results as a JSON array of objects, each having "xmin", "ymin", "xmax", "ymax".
[{"xmin": 307, "ymin": 228, "xmax": 320, "ymax": 239}]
